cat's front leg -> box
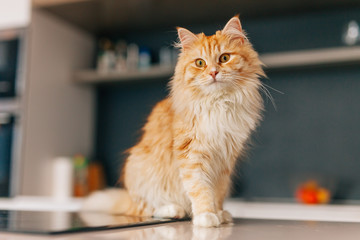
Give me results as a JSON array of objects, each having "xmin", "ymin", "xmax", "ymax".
[
  {"xmin": 179, "ymin": 161, "xmax": 221, "ymax": 227},
  {"xmin": 215, "ymin": 174, "xmax": 233, "ymax": 224}
]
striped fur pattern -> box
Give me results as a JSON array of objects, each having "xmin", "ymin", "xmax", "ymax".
[{"xmin": 83, "ymin": 16, "xmax": 265, "ymax": 227}]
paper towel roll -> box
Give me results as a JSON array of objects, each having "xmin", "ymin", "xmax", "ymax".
[{"xmin": 52, "ymin": 157, "xmax": 74, "ymax": 202}]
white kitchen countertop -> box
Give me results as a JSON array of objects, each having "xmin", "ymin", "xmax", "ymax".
[
  {"xmin": 0, "ymin": 218, "xmax": 359, "ymax": 240},
  {"xmin": 1, "ymin": 196, "xmax": 360, "ymax": 223},
  {"xmin": 0, "ymin": 196, "xmax": 83, "ymax": 212},
  {"xmin": 224, "ymin": 198, "xmax": 360, "ymax": 223},
  {"xmin": 0, "ymin": 197, "xmax": 360, "ymax": 239}
]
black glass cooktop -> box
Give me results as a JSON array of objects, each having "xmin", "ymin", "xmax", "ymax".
[{"xmin": 0, "ymin": 210, "xmax": 174, "ymax": 235}]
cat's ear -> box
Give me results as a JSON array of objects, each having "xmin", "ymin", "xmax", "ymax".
[
  {"xmin": 177, "ymin": 27, "xmax": 198, "ymax": 51},
  {"xmin": 222, "ymin": 16, "xmax": 245, "ymax": 42}
]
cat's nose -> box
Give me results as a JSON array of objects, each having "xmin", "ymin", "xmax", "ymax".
[{"xmin": 210, "ymin": 71, "xmax": 219, "ymax": 80}]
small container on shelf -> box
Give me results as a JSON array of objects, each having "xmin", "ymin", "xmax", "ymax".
[
  {"xmin": 73, "ymin": 154, "xmax": 88, "ymax": 197},
  {"xmin": 138, "ymin": 47, "xmax": 151, "ymax": 70},
  {"xmin": 159, "ymin": 46, "xmax": 172, "ymax": 68},
  {"xmin": 87, "ymin": 161, "xmax": 105, "ymax": 193},
  {"xmin": 96, "ymin": 39, "xmax": 116, "ymax": 73},
  {"xmin": 126, "ymin": 43, "xmax": 139, "ymax": 71},
  {"xmin": 72, "ymin": 154, "xmax": 106, "ymax": 197},
  {"xmin": 52, "ymin": 157, "xmax": 73, "ymax": 201},
  {"xmin": 114, "ymin": 40, "xmax": 127, "ymax": 72}
]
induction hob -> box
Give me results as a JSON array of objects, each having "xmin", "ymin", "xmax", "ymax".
[{"xmin": 0, "ymin": 210, "xmax": 176, "ymax": 235}]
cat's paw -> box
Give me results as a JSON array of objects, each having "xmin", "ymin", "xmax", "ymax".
[
  {"xmin": 153, "ymin": 204, "xmax": 186, "ymax": 219},
  {"xmin": 193, "ymin": 212, "xmax": 221, "ymax": 227},
  {"xmin": 218, "ymin": 210, "xmax": 233, "ymax": 224}
]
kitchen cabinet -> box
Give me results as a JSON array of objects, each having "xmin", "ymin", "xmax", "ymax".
[
  {"xmin": 0, "ymin": 0, "xmax": 30, "ymax": 30},
  {"xmin": 0, "ymin": 8, "xmax": 96, "ymax": 197},
  {"xmin": 17, "ymin": 9, "xmax": 95, "ymax": 196},
  {"xmin": 32, "ymin": 0, "xmax": 87, "ymax": 7},
  {"xmin": 33, "ymin": 0, "xmax": 360, "ymax": 34}
]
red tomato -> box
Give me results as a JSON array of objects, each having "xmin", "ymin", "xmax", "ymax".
[{"xmin": 296, "ymin": 188, "xmax": 318, "ymax": 204}]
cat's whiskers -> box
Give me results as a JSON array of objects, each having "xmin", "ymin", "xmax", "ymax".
[{"xmin": 238, "ymin": 76, "xmax": 278, "ymax": 110}]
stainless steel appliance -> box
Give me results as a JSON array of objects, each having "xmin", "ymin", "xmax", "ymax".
[
  {"xmin": 0, "ymin": 113, "xmax": 13, "ymax": 197},
  {"xmin": 0, "ymin": 29, "xmax": 26, "ymax": 197},
  {"xmin": 0, "ymin": 32, "xmax": 20, "ymax": 98},
  {"xmin": 0, "ymin": 210, "xmax": 174, "ymax": 235}
]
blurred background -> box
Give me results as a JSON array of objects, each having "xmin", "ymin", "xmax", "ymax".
[{"xmin": 1, "ymin": 0, "xmax": 360, "ymax": 206}]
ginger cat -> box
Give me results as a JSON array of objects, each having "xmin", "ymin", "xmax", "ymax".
[{"xmin": 83, "ymin": 16, "xmax": 265, "ymax": 227}]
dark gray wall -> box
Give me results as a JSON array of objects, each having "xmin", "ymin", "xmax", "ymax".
[
  {"xmin": 95, "ymin": 9, "xmax": 360, "ymax": 200},
  {"xmin": 238, "ymin": 66, "xmax": 360, "ymax": 200},
  {"xmin": 96, "ymin": 79, "xmax": 168, "ymax": 186}
]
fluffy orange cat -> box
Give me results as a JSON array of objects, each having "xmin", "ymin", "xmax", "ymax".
[{"xmin": 83, "ymin": 16, "xmax": 265, "ymax": 227}]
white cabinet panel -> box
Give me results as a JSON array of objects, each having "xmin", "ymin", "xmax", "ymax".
[{"xmin": 0, "ymin": 0, "xmax": 30, "ymax": 30}]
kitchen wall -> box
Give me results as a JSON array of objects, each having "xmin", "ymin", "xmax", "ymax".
[
  {"xmin": 240, "ymin": 65, "xmax": 360, "ymax": 200},
  {"xmin": 95, "ymin": 8, "xmax": 360, "ymax": 200}
]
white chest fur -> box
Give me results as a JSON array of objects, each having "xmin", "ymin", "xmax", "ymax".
[{"xmin": 194, "ymin": 91, "xmax": 261, "ymax": 165}]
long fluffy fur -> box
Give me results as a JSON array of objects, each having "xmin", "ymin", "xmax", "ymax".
[{"xmin": 83, "ymin": 16, "xmax": 265, "ymax": 227}]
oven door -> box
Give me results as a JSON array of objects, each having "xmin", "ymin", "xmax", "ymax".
[{"xmin": 0, "ymin": 113, "xmax": 13, "ymax": 197}]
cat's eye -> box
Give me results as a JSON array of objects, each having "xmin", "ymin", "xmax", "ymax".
[
  {"xmin": 219, "ymin": 53, "xmax": 230, "ymax": 63},
  {"xmin": 195, "ymin": 58, "xmax": 206, "ymax": 68}
]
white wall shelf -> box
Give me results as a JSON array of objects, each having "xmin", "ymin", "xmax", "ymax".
[
  {"xmin": 224, "ymin": 199, "xmax": 360, "ymax": 223},
  {"xmin": 74, "ymin": 46, "xmax": 360, "ymax": 84},
  {"xmin": 74, "ymin": 65, "xmax": 174, "ymax": 84},
  {"xmin": 261, "ymin": 46, "xmax": 360, "ymax": 69}
]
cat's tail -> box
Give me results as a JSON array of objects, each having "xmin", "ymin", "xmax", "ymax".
[{"xmin": 81, "ymin": 188, "xmax": 150, "ymax": 216}]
